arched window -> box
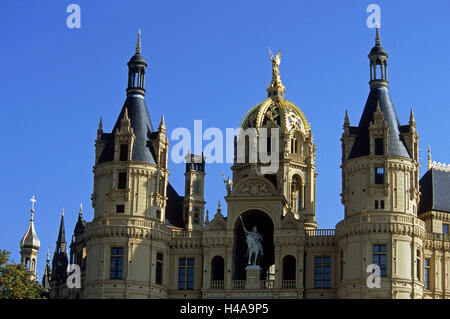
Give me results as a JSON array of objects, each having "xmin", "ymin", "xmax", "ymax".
[
  {"xmin": 282, "ymin": 255, "xmax": 296, "ymax": 288},
  {"xmin": 291, "ymin": 175, "xmax": 303, "ymax": 212},
  {"xmin": 291, "ymin": 137, "xmax": 297, "ymax": 154},
  {"xmin": 211, "ymin": 256, "xmax": 225, "ymax": 281},
  {"xmin": 30, "ymin": 259, "xmax": 35, "ymax": 272},
  {"xmin": 291, "ymin": 132, "xmax": 305, "ymax": 156}
]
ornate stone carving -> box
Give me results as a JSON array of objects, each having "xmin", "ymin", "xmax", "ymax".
[{"xmin": 237, "ymin": 182, "xmax": 271, "ymax": 196}]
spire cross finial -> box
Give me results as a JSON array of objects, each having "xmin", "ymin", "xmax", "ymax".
[
  {"xmin": 30, "ymin": 195, "xmax": 36, "ymax": 212},
  {"xmin": 136, "ymin": 29, "xmax": 142, "ymax": 54}
]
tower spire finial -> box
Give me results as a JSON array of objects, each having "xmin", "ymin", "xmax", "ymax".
[
  {"xmin": 375, "ymin": 23, "xmax": 381, "ymax": 45},
  {"xmin": 136, "ymin": 29, "xmax": 141, "ymax": 54},
  {"xmin": 30, "ymin": 195, "xmax": 36, "ymax": 220},
  {"xmin": 267, "ymin": 48, "xmax": 285, "ymax": 98}
]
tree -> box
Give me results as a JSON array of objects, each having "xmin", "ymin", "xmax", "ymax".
[{"xmin": 0, "ymin": 249, "xmax": 46, "ymax": 299}]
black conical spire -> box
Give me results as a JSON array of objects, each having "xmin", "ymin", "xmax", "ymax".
[
  {"xmin": 96, "ymin": 31, "xmax": 156, "ymax": 165},
  {"xmin": 51, "ymin": 210, "xmax": 68, "ymax": 284},
  {"xmin": 56, "ymin": 209, "xmax": 66, "ymax": 248},
  {"xmin": 347, "ymin": 27, "xmax": 410, "ymax": 160}
]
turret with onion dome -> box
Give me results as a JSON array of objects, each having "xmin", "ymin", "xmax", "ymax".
[{"xmin": 20, "ymin": 195, "xmax": 41, "ymax": 280}]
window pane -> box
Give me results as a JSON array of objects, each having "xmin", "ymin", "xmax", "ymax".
[{"xmin": 315, "ymin": 257, "xmax": 322, "ymax": 265}]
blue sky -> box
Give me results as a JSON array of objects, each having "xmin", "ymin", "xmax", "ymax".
[{"xmin": 1, "ymin": 1, "xmax": 449, "ymax": 279}]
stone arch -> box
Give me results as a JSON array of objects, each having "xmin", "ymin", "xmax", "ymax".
[
  {"xmin": 232, "ymin": 209, "xmax": 275, "ymax": 281},
  {"xmin": 290, "ymin": 130, "xmax": 305, "ymax": 155}
]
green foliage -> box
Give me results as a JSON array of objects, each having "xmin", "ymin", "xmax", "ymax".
[{"xmin": 0, "ymin": 249, "xmax": 46, "ymax": 299}]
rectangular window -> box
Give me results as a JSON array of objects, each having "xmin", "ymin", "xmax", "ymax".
[
  {"xmin": 373, "ymin": 244, "xmax": 387, "ymax": 277},
  {"xmin": 443, "ymin": 224, "xmax": 449, "ymax": 235},
  {"xmin": 116, "ymin": 205, "xmax": 125, "ymax": 213},
  {"xmin": 339, "ymin": 251, "xmax": 344, "ymax": 282},
  {"xmin": 119, "ymin": 144, "xmax": 128, "ymax": 161},
  {"xmin": 110, "ymin": 247, "xmax": 123, "ymax": 279},
  {"xmin": 380, "ymin": 200, "xmax": 385, "ymax": 209},
  {"xmin": 375, "ymin": 200, "xmax": 379, "ymax": 210},
  {"xmin": 178, "ymin": 257, "xmax": 195, "ymax": 290},
  {"xmin": 375, "ymin": 138, "xmax": 384, "ymax": 155},
  {"xmin": 424, "ymin": 258, "xmax": 430, "ymax": 290},
  {"xmin": 118, "ymin": 172, "xmax": 127, "ymax": 189},
  {"xmin": 314, "ymin": 256, "xmax": 331, "ymax": 289},
  {"xmin": 156, "ymin": 252, "xmax": 164, "ymax": 285},
  {"xmin": 375, "ymin": 167, "xmax": 384, "ymax": 184}
]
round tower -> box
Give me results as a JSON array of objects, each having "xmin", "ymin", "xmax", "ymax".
[
  {"xmin": 86, "ymin": 31, "xmax": 171, "ymax": 298},
  {"xmin": 337, "ymin": 27, "xmax": 425, "ymax": 299}
]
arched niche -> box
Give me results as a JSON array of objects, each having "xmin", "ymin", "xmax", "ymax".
[
  {"xmin": 211, "ymin": 255, "xmax": 225, "ymax": 281},
  {"xmin": 233, "ymin": 210, "xmax": 274, "ymax": 281},
  {"xmin": 282, "ymin": 255, "xmax": 296, "ymax": 281}
]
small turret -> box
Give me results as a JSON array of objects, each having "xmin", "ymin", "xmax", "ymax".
[
  {"xmin": 183, "ymin": 153, "xmax": 206, "ymax": 230},
  {"xmin": 368, "ymin": 26, "xmax": 389, "ymax": 88},
  {"xmin": 20, "ymin": 195, "xmax": 40, "ymax": 280}
]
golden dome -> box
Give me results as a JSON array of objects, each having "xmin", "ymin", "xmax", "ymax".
[{"xmin": 240, "ymin": 97, "xmax": 311, "ymax": 135}]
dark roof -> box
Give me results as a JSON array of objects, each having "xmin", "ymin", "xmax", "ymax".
[
  {"xmin": 419, "ymin": 168, "xmax": 450, "ymax": 214},
  {"xmin": 98, "ymin": 95, "xmax": 156, "ymax": 164},
  {"xmin": 165, "ymin": 183, "xmax": 185, "ymax": 228},
  {"xmin": 369, "ymin": 44, "xmax": 388, "ymax": 56},
  {"xmin": 349, "ymin": 86, "xmax": 410, "ymax": 159},
  {"xmin": 73, "ymin": 213, "xmax": 86, "ymax": 237},
  {"xmin": 56, "ymin": 213, "xmax": 66, "ymax": 246},
  {"xmin": 128, "ymin": 53, "xmax": 147, "ymax": 65}
]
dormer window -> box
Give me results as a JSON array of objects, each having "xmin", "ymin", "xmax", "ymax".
[
  {"xmin": 120, "ymin": 144, "xmax": 129, "ymax": 161},
  {"xmin": 375, "ymin": 138, "xmax": 384, "ymax": 155}
]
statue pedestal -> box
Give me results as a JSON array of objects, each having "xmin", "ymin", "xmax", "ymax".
[{"xmin": 245, "ymin": 265, "xmax": 261, "ymax": 290}]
